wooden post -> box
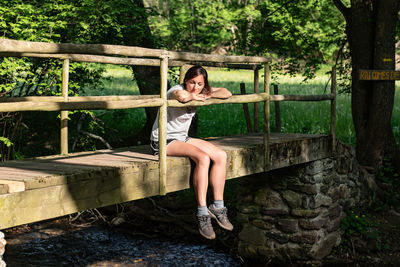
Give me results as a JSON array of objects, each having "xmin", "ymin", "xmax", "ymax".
[
  {"xmin": 264, "ymin": 63, "xmax": 270, "ymax": 171},
  {"xmin": 159, "ymin": 56, "xmax": 168, "ymax": 195},
  {"xmin": 179, "ymin": 65, "xmax": 185, "ymax": 84},
  {"xmin": 60, "ymin": 59, "xmax": 69, "ymax": 155},
  {"xmin": 273, "ymin": 84, "xmax": 281, "ymax": 133},
  {"xmin": 330, "ymin": 66, "xmax": 337, "ymax": 152},
  {"xmin": 240, "ymin": 83, "xmax": 253, "ymax": 133},
  {"xmin": 254, "ymin": 68, "xmax": 259, "ymax": 132}
]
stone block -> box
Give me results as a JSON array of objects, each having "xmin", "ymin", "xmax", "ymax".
[
  {"xmin": 238, "ymin": 205, "xmax": 259, "ymax": 214},
  {"xmin": 291, "ymin": 208, "xmax": 320, "ymax": 218},
  {"xmin": 276, "ymin": 219, "xmax": 299, "ymax": 233},
  {"xmin": 262, "ymin": 215, "xmax": 276, "ymax": 224},
  {"xmin": 305, "ymin": 160, "xmax": 324, "ymax": 175},
  {"xmin": 239, "ymin": 225, "xmax": 266, "ymax": 245},
  {"xmin": 238, "ymin": 242, "xmax": 258, "ymax": 259},
  {"xmin": 313, "ymin": 193, "xmax": 333, "ymax": 208},
  {"xmin": 320, "ymin": 184, "xmax": 329, "ymax": 194},
  {"xmin": 328, "ymin": 204, "xmax": 342, "ymax": 220},
  {"xmin": 261, "ymin": 207, "xmax": 289, "ymax": 216},
  {"xmin": 323, "ymin": 159, "xmax": 335, "ymax": 171},
  {"xmin": 281, "ymin": 190, "xmax": 303, "ymax": 209},
  {"xmin": 310, "ymin": 231, "xmax": 342, "ymax": 260},
  {"xmin": 339, "ymin": 184, "xmax": 349, "ymax": 199},
  {"xmin": 302, "ymin": 195, "xmax": 314, "ymax": 209},
  {"xmin": 289, "ymin": 184, "xmax": 319, "ymax": 195},
  {"xmin": 323, "ymin": 175, "xmax": 333, "ymax": 184},
  {"xmin": 251, "ymin": 219, "xmax": 274, "ymax": 230},
  {"xmin": 326, "ymin": 217, "xmax": 342, "ymax": 233},
  {"xmin": 328, "ymin": 187, "xmax": 340, "ymax": 202},
  {"xmin": 299, "ymin": 215, "xmax": 328, "ymax": 230},
  {"xmin": 254, "ymin": 187, "xmax": 287, "ymax": 210},
  {"xmin": 265, "ymin": 231, "xmax": 290, "ymax": 244},
  {"xmin": 257, "ymin": 246, "xmax": 275, "ymax": 258},
  {"xmin": 237, "ymin": 213, "xmax": 249, "ymax": 224},
  {"xmin": 276, "ymin": 243, "xmax": 310, "ymax": 261},
  {"xmin": 290, "ymin": 230, "xmax": 318, "ymax": 244}
]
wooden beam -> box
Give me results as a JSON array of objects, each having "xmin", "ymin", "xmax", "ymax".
[
  {"xmin": 0, "ymin": 95, "xmax": 158, "ymax": 103},
  {"xmin": 254, "ymin": 68, "xmax": 260, "ymax": 132},
  {"xmin": 170, "ymin": 61, "xmax": 263, "ymax": 70},
  {"xmin": 331, "ymin": 66, "xmax": 337, "ymax": 150},
  {"xmin": 264, "ymin": 63, "xmax": 270, "ymax": 170},
  {"xmin": 61, "ymin": 59, "xmax": 69, "ymax": 155},
  {"xmin": 0, "ymin": 98, "xmax": 164, "ymax": 112},
  {"xmin": 240, "ymin": 83, "xmax": 253, "ymax": 133},
  {"xmin": 168, "ymin": 93, "xmax": 268, "ymax": 107},
  {"xmin": 270, "ymin": 94, "xmax": 334, "ymax": 101},
  {"xmin": 273, "ymin": 85, "xmax": 281, "ymax": 133},
  {"xmin": 0, "ymin": 38, "xmax": 270, "ymax": 63},
  {"xmin": 159, "ymin": 56, "xmax": 168, "ymax": 195},
  {"xmin": 0, "ymin": 180, "xmax": 25, "ymax": 193}
]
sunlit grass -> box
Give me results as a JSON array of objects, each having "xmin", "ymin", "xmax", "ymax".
[{"xmin": 83, "ymin": 65, "xmax": 400, "ymax": 146}]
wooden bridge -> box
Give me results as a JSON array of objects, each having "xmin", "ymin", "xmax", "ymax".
[{"xmin": 0, "ymin": 39, "xmax": 336, "ymax": 230}]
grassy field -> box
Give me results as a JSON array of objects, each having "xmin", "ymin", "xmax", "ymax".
[{"xmin": 84, "ymin": 65, "xmax": 400, "ymax": 146}]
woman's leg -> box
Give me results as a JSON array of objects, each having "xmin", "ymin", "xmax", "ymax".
[
  {"xmin": 166, "ymin": 141, "xmax": 210, "ymax": 206},
  {"xmin": 186, "ymin": 138, "xmax": 227, "ymax": 202}
]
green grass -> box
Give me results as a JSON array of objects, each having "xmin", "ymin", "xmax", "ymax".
[{"xmin": 83, "ymin": 65, "xmax": 400, "ymax": 146}]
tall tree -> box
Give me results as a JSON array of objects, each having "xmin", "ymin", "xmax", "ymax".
[{"xmin": 333, "ymin": 0, "xmax": 400, "ymax": 170}]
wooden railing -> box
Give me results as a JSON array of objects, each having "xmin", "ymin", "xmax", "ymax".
[{"xmin": 0, "ymin": 38, "xmax": 336, "ymax": 195}]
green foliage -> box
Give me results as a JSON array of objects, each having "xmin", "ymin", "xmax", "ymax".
[
  {"xmin": 371, "ymin": 159, "xmax": 400, "ymax": 211},
  {"xmin": 341, "ymin": 211, "xmax": 386, "ymax": 251},
  {"xmin": 0, "ymin": 0, "xmax": 154, "ymax": 158}
]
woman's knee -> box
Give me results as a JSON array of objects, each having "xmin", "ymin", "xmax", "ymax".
[
  {"xmin": 214, "ymin": 149, "xmax": 227, "ymax": 164},
  {"xmin": 194, "ymin": 152, "xmax": 211, "ymax": 167}
]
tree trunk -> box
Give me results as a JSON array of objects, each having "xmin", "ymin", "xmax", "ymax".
[
  {"xmin": 117, "ymin": 0, "xmax": 162, "ymax": 146},
  {"xmin": 335, "ymin": 0, "xmax": 400, "ymax": 170}
]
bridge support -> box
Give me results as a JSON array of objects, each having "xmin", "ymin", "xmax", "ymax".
[
  {"xmin": 237, "ymin": 141, "xmax": 372, "ymax": 263},
  {"xmin": 0, "ymin": 231, "xmax": 5, "ymax": 267}
]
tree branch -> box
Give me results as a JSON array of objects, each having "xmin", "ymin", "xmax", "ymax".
[{"xmin": 333, "ymin": 0, "xmax": 349, "ymax": 20}]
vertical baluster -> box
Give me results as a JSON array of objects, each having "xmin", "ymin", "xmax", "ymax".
[
  {"xmin": 179, "ymin": 65, "xmax": 185, "ymax": 84},
  {"xmin": 330, "ymin": 66, "xmax": 337, "ymax": 152},
  {"xmin": 61, "ymin": 58, "xmax": 69, "ymax": 155},
  {"xmin": 264, "ymin": 63, "xmax": 270, "ymax": 171},
  {"xmin": 159, "ymin": 56, "xmax": 168, "ymax": 195},
  {"xmin": 254, "ymin": 68, "xmax": 259, "ymax": 132}
]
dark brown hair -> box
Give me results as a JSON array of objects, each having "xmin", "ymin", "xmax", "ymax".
[{"xmin": 183, "ymin": 65, "xmax": 211, "ymax": 94}]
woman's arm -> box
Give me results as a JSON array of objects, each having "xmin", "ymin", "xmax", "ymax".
[
  {"xmin": 169, "ymin": 89, "xmax": 207, "ymax": 102},
  {"xmin": 208, "ymin": 87, "xmax": 232, "ymax": 99}
]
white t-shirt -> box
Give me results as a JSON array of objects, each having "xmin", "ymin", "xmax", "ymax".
[{"xmin": 150, "ymin": 84, "xmax": 196, "ymax": 142}]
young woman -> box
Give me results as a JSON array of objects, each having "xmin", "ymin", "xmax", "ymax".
[{"xmin": 150, "ymin": 66, "xmax": 233, "ymax": 239}]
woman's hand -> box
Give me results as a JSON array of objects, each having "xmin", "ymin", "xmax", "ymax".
[
  {"xmin": 208, "ymin": 87, "xmax": 232, "ymax": 99},
  {"xmin": 191, "ymin": 92, "xmax": 211, "ymax": 102}
]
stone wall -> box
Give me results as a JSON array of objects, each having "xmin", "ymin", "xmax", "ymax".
[
  {"xmin": 0, "ymin": 231, "xmax": 5, "ymax": 267},
  {"xmin": 237, "ymin": 141, "xmax": 372, "ymax": 263}
]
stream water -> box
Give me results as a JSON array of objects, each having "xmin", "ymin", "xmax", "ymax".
[{"xmin": 3, "ymin": 219, "xmax": 240, "ymax": 267}]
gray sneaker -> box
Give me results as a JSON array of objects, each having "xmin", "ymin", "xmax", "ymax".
[
  {"xmin": 196, "ymin": 214, "xmax": 216, "ymax": 239},
  {"xmin": 208, "ymin": 205, "xmax": 234, "ymax": 231}
]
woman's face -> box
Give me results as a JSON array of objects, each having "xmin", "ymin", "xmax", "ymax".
[{"xmin": 185, "ymin": 75, "xmax": 205, "ymax": 95}]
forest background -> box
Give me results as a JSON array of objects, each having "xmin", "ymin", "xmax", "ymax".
[
  {"xmin": 1, "ymin": 1, "xmax": 400, "ymax": 263},
  {"xmin": 0, "ymin": 0, "xmax": 353, "ymax": 160},
  {"xmin": 0, "ymin": 0, "xmax": 399, "ymax": 169}
]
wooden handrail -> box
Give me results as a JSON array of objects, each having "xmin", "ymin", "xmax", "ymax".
[
  {"xmin": 0, "ymin": 93, "xmax": 335, "ymax": 112},
  {"xmin": 0, "ymin": 38, "xmax": 271, "ymax": 63},
  {"xmin": 0, "ymin": 98, "xmax": 164, "ymax": 112}
]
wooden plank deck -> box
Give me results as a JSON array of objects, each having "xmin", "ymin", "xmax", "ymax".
[{"xmin": 0, "ymin": 133, "xmax": 332, "ymax": 230}]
